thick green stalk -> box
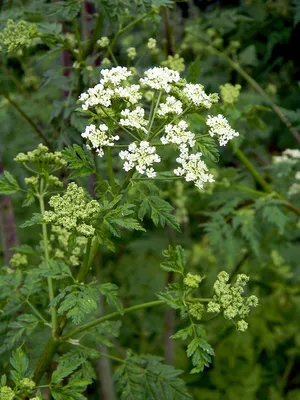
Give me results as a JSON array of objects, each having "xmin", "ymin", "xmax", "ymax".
[
  {"xmin": 233, "ymin": 147, "xmax": 273, "ymax": 193},
  {"xmin": 33, "ymin": 337, "xmax": 59, "ymax": 384},
  {"xmin": 33, "ymin": 236, "xmax": 98, "ymax": 384},
  {"xmin": 107, "ymin": 14, "xmax": 147, "ymax": 56},
  {"xmin": 62, "ymin": 300, "xmax": 165, "ymax": 340},
  {"xmin": 39, "ymin": 192, "xmax": 57, "ymax": 338},
  {"xmin": 77, "ymin": 237, "xmax": 93, "ymax": 283},
  {"xmin": 83, "ymin": 11, "xmax": 104, "ymax": 58}
]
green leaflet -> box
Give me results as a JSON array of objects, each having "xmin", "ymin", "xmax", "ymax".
[
  {"xmin": 173, "ymin": 325, "xmax": 214, "ymax": 374},
  {"xmin": 138, "ymin": 195, "xmax": 181, "ymax": 231},
  {"xmin": 20, "ymin": 213, "xmax": 43, "ymax": 228},
  {"xmin": 114, "ymin": 354, "xmax": 192, "ymax": 400},
  {"xmin": 160, "ymin": 245, "xmax": 186, "ymax": 274},
  {"xmin": 0, "ymin": 171, "xmax": 20, "ymax": 194},
  {"xmin": 10, "ymin": 347, "xmax": 32, "ymax": 383},
  {"xmin": 52, "ymin": 285, "xmax": 99, "ymax": 325},
  {"xmin": 62, "ymin": 144, "xmax": 96, "ymax": 178}
]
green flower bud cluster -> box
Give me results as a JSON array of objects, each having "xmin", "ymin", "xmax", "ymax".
[
  {"xmin": 220, "ymin": 83, "xmax": 241, "ymax": 105},
  {"xmin": 24, "ymin": 176, "xmax": 38, "ymax": 190},
  {"xmin": 228, "ymin": 40, "xmax": 241, "ymax": 53},
  {"xmin": 49, "ymin": 226, "xmax": 87, "ymax": 266},
  {"xmin": 18, "ymin": 378, "xmax": 35, "ymax": 392},
  {"xmin": 44, "ymin": 182, "xmax": 100, "ymax": 237},
  {"xmin": 207, "ymin": 271, "xmax": 258, "ymax": 332},
  {"xmin": 147, "ymin": 38, "xmax": 156, "ymax": 50},
  {"xmin": 14, "ymin": 144, "xmax": 66, "ymax": 173},
  {"xmin": 127, "ymin": 47, "xmax": 137, "ymax": 60},
  {"xmin": 102, "ymin": 58, "xmax": 111, "ymax": 66},
  {"xmin": 189, "ymin": 302, "xmax": 205, "ymax": 320},
  {"xmin": 97, "ymin": 37, "xmax": 110, "ymax": 48},
  {"xmin": 184, "ymin": 272, "xmax": 203, "ymax": 289},
  {"xmin": 161, "ymin": 54, "xmax": 185, "ymax": 73},
  {"xmin": 265, "ymin": 83, "xmax": 277, "ymax": 96},
  {"xmin": 0, "ymin": 386, "xmax": 15, "ymax": 400},
  {"xmin": 10, "ymin": 253, "xmax": 28, "ymax": 268},
  {"xmin": 0, "ymin": 20, "xmax": 38, "ymax": 53}
]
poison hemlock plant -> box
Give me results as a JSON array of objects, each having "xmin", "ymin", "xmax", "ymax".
[{"xmin": 0, "ymin": 2, "xmax": 299, "ymax": 399}]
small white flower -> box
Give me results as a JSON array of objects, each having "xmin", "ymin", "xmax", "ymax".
[
  {"xmin": 82, "ymin": 124, "xmax": 119, "ymax": 157},
  {"xmin": 157, "ymin": 96, "xmax": 183, "ymax": 116},
  {"xmin": 183, "ymin": 83, "xmax": 212, "ymax": 109},
  {"xmin": 140, "ymin": 67, "xmax": 180, "ymax": 93},
  {"xmin": 120, "ymin": 107, "xmax": 148, "ymax": 133},
  {"xmin": 100, "ymin": 66, "xmax": 131, "ymax": 86},
  {"xmin": 119, "ymin": 141, "xmax": 160, "ymax": 177},
  {"xmin": 79, "ymin": 83, "xmax": 113, "ymax": 109},
  {"xmin": 206, "ymin": 114, "xmax": 239, "ymax": 146},
  {"xmin": 114, "ymin": 84, "xmax": 142, "ymax": 104},
  {"xmin": 161, "ymin": 120, "xmax": 195, "ymax": 148},
  {"xmin": 174, "ymin": 145, "xmax": 214, "ymax": 189}
]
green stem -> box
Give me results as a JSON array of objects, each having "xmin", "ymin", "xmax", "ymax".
[
  {"xmin": 2, "ymin": 94, "xmax": 52, "ymax": 148},
  {"xmin": 33, "ymin": 236, "xmax": 98, "ymax": 384},
  {"xmin": 72, "ymin": 17, "xmax": 83, "ymax": 59},
  {"xmin": 107, "ymin": 14, "xmax": 147, "ymax": 57},
  {"xmin": 107, "ymin": 45, "xmax": 118, "ymax": 66},
  {"xmin": 38, "ymin": 188, "xmax": 57, "ymax": 338},
  {"xmin": 231, "ymin": 185, "xmax": 268, "ymax": 197},
  {"xmin": 77, "ymin": 237, "xmax": 93, "ymax": 283},
  {"xmin": 25, "ymin": 299, "xmax": 49, "ymax": 325},
  {"xmin": 33, "ymin": 337, "xmax": 60, "ymax": 384},
  {"xmin": 233, "ymin": 147, "xmax": 273, "ymax": 193},
  {"xmin": 83, "ymin": 12, "xmax": 104, "ymax": 58},
  {"xmin": 133, "ymin": 176, "xmax": 181, "ymax": 181},
  {"xmin": 100, "ymin": 107, "xmax": 140, "ymax": 141},
  {"xmin": 232, "ymin": 147, "xmax": 300, "ymax": 217},
  {"xmin": 150, "ymin": 106, "xmax": 190, "ymax": 140},
  {"xmin": 148, "ymin": 91, "xmax": 162, "ymax": 134},
  {"xmin": 107, "ymin": 148, "xmax": 116, "ymax": 193},
  {"xmin": 62, "ymin": 300, "xmax": 165, "ymax": 340},
  {"xmin": 187, "ymin": 298, "xmax": 213, "ymax": 303}
]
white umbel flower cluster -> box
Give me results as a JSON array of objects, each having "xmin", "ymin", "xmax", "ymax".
[
  {"xmin": 206, "ymin": 114, "xmax": 239, "ymax": 146},
  {"xmin": 183, "ymin": 83, "xmax": 212, "ymax": 109},
  {"xmin": 140, "ymin": 67, "xmax": 180, "ymax": 93},
  {"xmin": 101, "ymin": 66, "xmax": 131, "ymax": 85},
  {"xmin": 174, "ymin": 145, "xmax": 214, "ymax": 189},
  {"xmin": 161, "ymin": 120, "xmax": 195, "ymax": 148},
  {"xmin": 79, "ymin": 67, "xmax": 141, "ymax": 110},
  {"xmin": 157, "ymin": 96, "xmax": 183, "ymax": 116},
  {"xmin": 114, "ymin": 84, "xmax": 142, "ymax": 104},
  {"xmin": 82, "ymin": 124, "xmax": 119, "ymax": 157},
  {"xmin": 119, "ymin": 141, "xmax": 161, "ymax": 178},
  {"xmin": 78, "ymin": 66, "xmax": 240, "ymax": 189},
  {"xmin": 79, "ymin": 83, "xmax": 114, "ymax": 109},
  {"xmin": 273, "ymin": 148, "xmax": 300, "ymax": 164},
  {"xmin": 120, "ymin": 107, "xmax": 148, "ymax": 133}
]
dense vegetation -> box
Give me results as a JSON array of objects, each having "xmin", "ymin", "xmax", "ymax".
[{"xmin": 0, "ymin": 1, "xmax": 300, "ymax": 399}]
